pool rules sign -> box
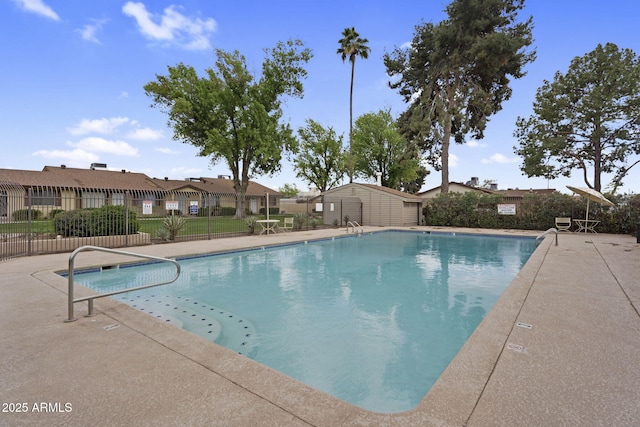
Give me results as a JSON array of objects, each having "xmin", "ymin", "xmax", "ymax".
[{"xmin": 497, "ymin": 204, "xmax": 516, "ymax": 215}]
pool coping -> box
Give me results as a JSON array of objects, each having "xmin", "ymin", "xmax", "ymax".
[
  {"xmin": 63, "ymin": 228, "xmax": 541, "ymax": 422},
  {"xmin": 2, "ymin": 226, "xmax": 639, "ymax": 426}
]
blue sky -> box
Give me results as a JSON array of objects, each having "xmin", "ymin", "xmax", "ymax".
[{"xmin": 2, "ymin": 0, "xmax": 639, "ymax": 194}]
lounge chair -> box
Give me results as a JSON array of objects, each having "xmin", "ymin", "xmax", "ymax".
[
  {"xmin": 555, "ymin": 217, "xmax": 571, "ymax": 232},
  {"xmin": 280, "ymin": 217, "xmax": 294, "ymax": 232}
]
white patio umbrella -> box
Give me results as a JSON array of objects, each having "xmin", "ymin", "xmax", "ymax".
[{"xmin": 566, "ymin": 185, "xmax": 614, "ymax": 228}]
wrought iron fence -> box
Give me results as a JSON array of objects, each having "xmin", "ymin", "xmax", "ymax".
[{"xmin": 0, "ymin": 182, "xmax": 285, "ymax": 261}]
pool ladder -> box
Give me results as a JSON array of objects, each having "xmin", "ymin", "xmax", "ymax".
[
  {"xmin": 346, "ymin": 221, "xmax": 364, "ymax": 234},
  {"xmin": 65, "ymin": 245, "xmax": 181, "ymax": 322}
]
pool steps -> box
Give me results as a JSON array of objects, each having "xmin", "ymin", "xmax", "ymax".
[{"xmin": 116, "ymin": 293, "xmax": 257, "ymax": 356}]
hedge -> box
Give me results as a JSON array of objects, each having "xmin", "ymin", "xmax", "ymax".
[
  {"xmin": 423, "ymin": 191, "xmax": 640, "ymax": 235},
  {"xmin": 54, "ymin": 205, "xmax": 139, "ymax": 237}
]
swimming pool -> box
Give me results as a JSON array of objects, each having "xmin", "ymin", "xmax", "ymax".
[{"xmin": 73, "ymin": 231, "xmax": 536, "ymax": 413}]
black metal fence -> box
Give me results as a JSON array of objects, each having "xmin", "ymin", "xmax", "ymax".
[{"xmin": 0, "ymin": 182, "xmax": 290, "ymax": 261}]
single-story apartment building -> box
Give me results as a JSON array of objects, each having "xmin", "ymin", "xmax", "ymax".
[{"xmin": 0, "ymin": 164, "xmax": 280, "ymax": 220}]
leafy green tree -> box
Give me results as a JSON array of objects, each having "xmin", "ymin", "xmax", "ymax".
[
  {"xmin": 278, "ymin": 183, "xmax": 300, "ymax": 198},
  {"xmin": 384, "ymin": 0, "xmax": 535, "ymax": 193},
  {"xmin": 144, "ymin": 40, "xmax": 312, "ymax": 217},
  {"xmin": 352, "ymin": 108, "xmax": 423, "ymax": 191},
  {"xmin": 514, "ymin": 43, "xmax": 640, "ymax": 193},
  {"xmin": 337, "ymin": 27, "xmax": 371, "ymax": 183},
  {"xmin": 293, "ymin": 119, "xmax": 346, "ymax": 192}
]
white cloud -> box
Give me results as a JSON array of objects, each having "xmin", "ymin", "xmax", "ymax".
[
  {"xmin": 481, "ymin": 153, "xmax": 519, "ymax": 164},
  {"xmin": 449, "ymin": 153, "xmax": 459, "ymax": 168},
  {"xmin": 32, "ymin": 148, "xmax": 99, "ymax": 166},
  {"xmin": 76, "ymin": 18, "xmax": 108, "ymax": 44},
  {"xmin": 155, "ymin": 147, "xmax": 178, "ymax": 154},
  {"xmin": 122, "ymin": 2, "xmax": 216, "ymax": 50},
  {"xmin": 67, "ymin": 117, "xmax": 130, "ymax": 135},
  {"xmin": 466, "ymin": 140, "xmax": 488, "ymax": 148},
  {"xmin": 169, "ymin": 166, "xmax": 202, "ymax": 176},
  {"xmin": 126, "ymin": 127, "xmax": 163, "ymax": 141},
  {"xmin": 14, "ymin": 0, "xmax": 59, "ymax": 21},
  {"xmin": 70, "ymin": 137, "xmax": 140, "ymax": 157}
]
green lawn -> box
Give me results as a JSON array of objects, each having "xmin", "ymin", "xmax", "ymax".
[{"xmin": 0, "ymin": 215, "xmax": 266, "ymax": 236}]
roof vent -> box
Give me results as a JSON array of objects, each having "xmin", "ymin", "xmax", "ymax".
[
  {"xmin": 90, "ymin": 163, "xmax": 107, "ymax": 170},
  {"xmin": 60, "ymin": 164, "xmax": 66, "ymax": 169}
]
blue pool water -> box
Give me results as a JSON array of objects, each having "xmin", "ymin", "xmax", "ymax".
[{"xmin": 73, "ymin": 231, "xmax": 536, "ymax": 413}]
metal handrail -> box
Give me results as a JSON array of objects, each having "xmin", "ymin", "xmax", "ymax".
[
  {"xmin": 346, "ymin": 221, "xmax": 363, "ymax": 234},
  {"xmin": 65, "ymin": 245, "xmax": 181, "ymax": 322},
  {"xmin": 536, "ymin": 228, "xmax": 558, "ymax": 246}
]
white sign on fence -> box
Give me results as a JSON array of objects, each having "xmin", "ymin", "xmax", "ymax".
[
  {"xmin": 166, "ymin": 201, "xmax": 179, "ymax": 211},
  {"xmin": 142, "ymin": 200, "xmax": 153, "ymax": 215},
  {"xmin": 497, "ymin": 204, "xmax": 516, "ymax": 215}
]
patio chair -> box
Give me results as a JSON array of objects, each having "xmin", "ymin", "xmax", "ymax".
[
  {"xmin": 280, "ymin": 217, "xmax": 294, "ymax": 232},
  {"xmin": 555, "ymin": 217, "xmax": 572, "ymax": 232}
]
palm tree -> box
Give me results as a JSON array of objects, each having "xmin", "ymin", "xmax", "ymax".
[{"xmin": 337, "ymin": 27, "xmax": 370, "ymax": 183}]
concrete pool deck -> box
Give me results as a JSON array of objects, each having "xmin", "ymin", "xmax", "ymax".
[{"xmin": 1, "ymin": 227, "xmax": 639, "ymax": 426}]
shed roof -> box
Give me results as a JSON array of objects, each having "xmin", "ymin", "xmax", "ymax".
[{"xmin": 322, "ymin": 183, "xmax": 423, "ymax": 202}]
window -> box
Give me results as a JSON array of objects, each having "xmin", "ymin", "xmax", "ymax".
[
  {"xmin": 27, "ymin": 188, "xmax": 60, "ymax": 206},
  {"xmin": 82, "ymin": 191, "xmax": 106, "ymax": 208},
  {"xmin": 112, "ymin": 193, "xmax": 125, "ymax": 206}
]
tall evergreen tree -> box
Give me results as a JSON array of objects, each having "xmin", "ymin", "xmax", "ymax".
[
  {"xmin": 515, "ymin": 43, "xmax": 640, "ymax": 193},
  {"xmin": 384, "ymin": 0, "xmax": 535, "ymax": 193},
  {"xmin": 337, "ymin": 27, "xmax": 371, "ymax": 183}
]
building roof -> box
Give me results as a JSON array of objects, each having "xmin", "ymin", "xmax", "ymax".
[
  {"xmin": 418, "ymin": 182, "xmax": 496, "ymax": 196},
  {"xmin": 322, "ymin": 183, "xmax": 423, "ymax": 202},
  {"xmin": 150, "ymin": 176, "xmax": 281, "ymax": 197},
  {"xmin": 41, "ymin": 166, "xmax": 163, "ymax": 191},
  {"xmin": 0, "ymin": 166, "xmax": 279, "ymax": 195},
  {"xmin": 418, "ymin": 182, "xmax": 556, "ymax": 198}
]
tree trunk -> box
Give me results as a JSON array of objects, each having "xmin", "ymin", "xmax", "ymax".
[
  {"xmin": 349, "ymin": 59, "xmax": 355, "ymax": 183},
  {"xmin": 440, "ymin": 91, "xmax": 454, "ymax": 194}
]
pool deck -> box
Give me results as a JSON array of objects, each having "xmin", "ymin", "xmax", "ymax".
[{"xmin": 1, "ymin": 227, "xmax": 639, "ymax": 426}]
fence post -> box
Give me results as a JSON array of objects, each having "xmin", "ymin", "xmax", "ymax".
[
  {"xmin": 207, "ymin": 193, "xmax": 212, "ymax": 240},
  {"xmin": 125, "ymin": 190, "xmax": 129, "ymax": 247},
  {"xmin": 27, "ymin": 187, "xmax": 32, "ymax": 256}
]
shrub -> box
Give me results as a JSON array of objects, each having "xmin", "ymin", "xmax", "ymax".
[
  {"xmin": 54, "ymin": 209, "xmax": 94, "ymax": 237},
  {"xmin": 293, "ymin": 213, "xmax": 306, "ymax": 230},
  {"xmin": 162, "ymin": 215, "xmax": 186, "ymax": 240},
  {"xmin": 245, "ymin": 216, "xmax": 258, "ymax": 234},
  {"xmin": 259, "ymin": 207, "xmax": 280, "ymax": 215},
  {"xmin": 92, "ymin": 205, "xmax": 139, "ymax": 236},
  {"xmin": 422, "ymin": 190, "xmax": 639, "ymax": 235},
  {"xmin": 54, "ymin": 205, "xmax": 139, "ymax": 237},
  {"xmin": 13, "ymin": 209, "xmax": 43, "ymax": 221},
  {"xmin": 155, "ymin": 228, "xmax": 170, "ymax": 242},
  {"xmin": 220, "ymin": 207, "xmax": 236, "ymax": 216},
  {"xmin": 48, "ymin": 209, "xmax": 65, "ymax": 219}
]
